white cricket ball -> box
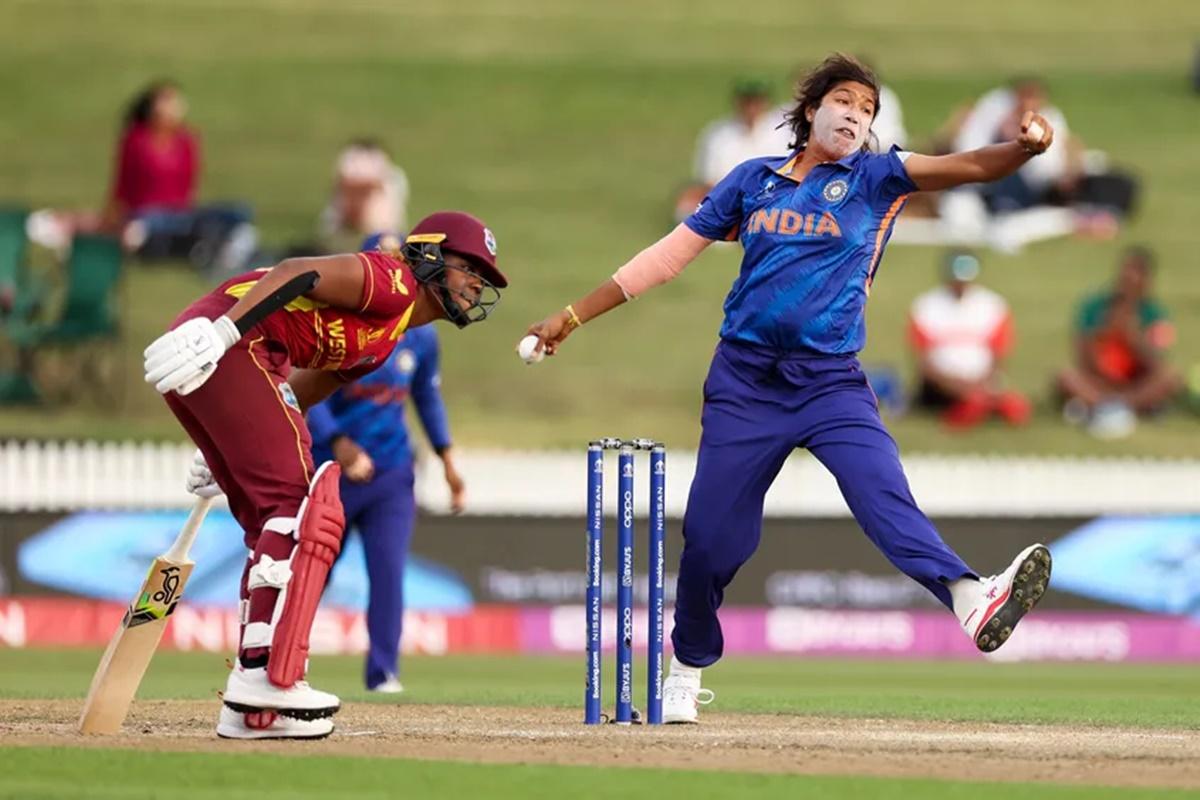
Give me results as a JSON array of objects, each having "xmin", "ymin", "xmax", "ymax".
[
  {"xmin": 517, "ymin": 335, "xmax": 544, "ymax": 364},
  {"xmin": 1026, "ymin": 119, "xmax": 1044, "ymax": 143}
]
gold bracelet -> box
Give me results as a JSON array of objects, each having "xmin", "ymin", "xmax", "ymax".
[{"xmin": 564, "ymin": 304, "xmax": 583, "ymax": 330}]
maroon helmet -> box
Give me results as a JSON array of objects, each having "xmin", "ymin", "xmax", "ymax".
[
  {"xmin": 407, "ymin": 211, "xmax": 507, "ymax": 288},
  {"xmin": 403, "ymin": 211, "xmax": 506, "ymax": 327}
]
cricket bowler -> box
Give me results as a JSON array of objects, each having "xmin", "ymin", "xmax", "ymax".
[{"xmin": 525, "ymin": 54, "xmax": 1055, "ymax": 724}]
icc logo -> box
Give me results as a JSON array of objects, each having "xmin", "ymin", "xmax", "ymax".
[
  {"xmin": 593, "ymin": 459, "xmax": 604, "ymax": 473},
  {"xmin": 653, "ymin": 460, "xmax": 665, "ymax": 475},
  {"xmin": 622, "ymin": 462, "xmax": 633, "ymax": 478},
  {"xmin": 823, "ymin": 179, "xmax": 849, "ymax": 204}
]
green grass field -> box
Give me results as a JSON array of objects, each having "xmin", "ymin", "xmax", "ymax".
[
  {"xmin": 5, "ymin": 748, "xmax": 1195, "ymax": 800},
  {"xmin": 4, "ymin": 649, "xmax": 1200, "ymax": 729},
  {"xmin": 2, "ymin": 650, "xmax": 1199, "ymax": 798},
  {"xmin": 1, "ymin": 0, "xmax": 1199, "ymax": 455}
]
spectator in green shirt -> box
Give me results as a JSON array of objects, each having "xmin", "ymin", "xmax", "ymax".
[{"xmin": 1056, "ymin": 247, "xmax": 1182, "ymax": 437}]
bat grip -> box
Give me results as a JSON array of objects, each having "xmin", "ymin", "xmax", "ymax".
[
  {"xmin": 164, "ymin": 496, "xmax": 215, "ymax": 563},
  {"xmin": 234, "ymin": 270, "xmax": 320, "ymax": 336}
]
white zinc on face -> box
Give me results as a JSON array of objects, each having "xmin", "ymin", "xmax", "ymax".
[{"xmin": 807, "ymin": 81, "xmax": 876, "ymax": 160}]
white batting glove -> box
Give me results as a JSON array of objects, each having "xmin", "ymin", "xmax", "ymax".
[
  {"xmin": 144, "ymin": 316, "xmax": 240, "ymax": 396},
  {"xmin": 185, "ymin": 449, "xmax": 223, "ymax": 498}
]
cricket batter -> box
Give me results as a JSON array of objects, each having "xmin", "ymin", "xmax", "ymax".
[
  {"xmin": 144, "ymin": 211, "xmax": 505, "ymax": 739},
  {"xmin": 308, "ymin": 233, "xmax": 465, "ymax": 693},
  {"xmin": 525, "ymin": 54, "xmax": 1055, "ymax": 723}
]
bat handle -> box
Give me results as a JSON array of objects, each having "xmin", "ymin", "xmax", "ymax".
[{"xmin": 164, "ymin": 496, "xmax": 215, "ymax": 563}]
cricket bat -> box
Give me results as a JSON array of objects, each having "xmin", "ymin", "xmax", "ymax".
[{"xmin": 78, "ymin": 496, "xmax": 214, "ymax": 734}]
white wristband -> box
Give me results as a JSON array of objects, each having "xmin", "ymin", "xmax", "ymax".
[{"xmin": 213, "ymin": 315, "xmax": 241, "ymax": 349}]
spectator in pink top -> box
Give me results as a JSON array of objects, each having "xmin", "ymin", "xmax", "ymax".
[
  {"xmin": 27, "ymin": 81, "xmax": 256, "ymax": 273},
  {"xmin": 109, "ymin": 81, "xmax": 198, "ymax": 217},
  {"xmin": 110, "ymin": 81, "xmax": 255, "ymax": 270}
]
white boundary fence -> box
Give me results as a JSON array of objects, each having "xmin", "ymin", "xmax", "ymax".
[{"xmin": 2, "ymin": 439, "xmax": 1199, "ymax": 517}]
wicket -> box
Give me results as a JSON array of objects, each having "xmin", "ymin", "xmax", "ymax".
[{"xmin": 585, "ymin": 437, "xmax": 665, "ymax": 725}]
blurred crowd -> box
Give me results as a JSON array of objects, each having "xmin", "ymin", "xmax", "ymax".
[
  {"xmin": 899, "ymin": 246, "xmax": 1181, "ymax": 439},
  {"xmin": 0, "ymin": 80, "xmax": 414, "ymax": 404},
  {"xmin": 675, "ymin": 69, "xmax": 1138, "ymax": 250},
  {"xmin": 0, "ymin": 69, "xmax": 1191, "ymax": 437},
  {"xmin": 20, "ymin": 81, "xmax": 412, "ymax": 275}
]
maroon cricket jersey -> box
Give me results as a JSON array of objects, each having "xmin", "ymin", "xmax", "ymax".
[{"xmin": 178, "ymin": 251, "xmax": 419, "ymax": 380}]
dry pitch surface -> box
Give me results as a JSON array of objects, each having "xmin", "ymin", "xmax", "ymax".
[{"xmin": 3, "ymin": 700, "xmax": 1198, "ymax": 790}]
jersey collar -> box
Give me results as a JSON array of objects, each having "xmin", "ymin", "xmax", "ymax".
[{"xmin": 773, "ymin": 148, "xmax": 866, "ymax": 181}]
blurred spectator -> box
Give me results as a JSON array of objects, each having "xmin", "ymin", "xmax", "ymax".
[
  {"xmin": 317, "ymin": 139, "xmax": 409, "ymax": 254},
  {"xmin": 908, "ymin": 251, "xmax": 1030, "ymax": 430},
  {"xmin": 694, "ymin": 78, "xmax": 791, "ymax": 186},
  {"xmin": 955, "ymin": 78, "xmax": 1077, "ymax": 212},
  {"xmin": 27, "ymin": 81, "xmax": 257, "ymax": 272},
  {"xmin": 899, "ymin": 77, "xmax": 1137, "ymax": 252},
  {"xmin": 115, "ymin": 81, "xmax": 257, "ymax": 270},
  {"xmin": 851, "ymin": 57, "xmax": 906, "ymax": 152},
  {"xmin": 933, "ymin": 78, "xmax": 1080, "ymax": 252},
  {"xmin": 109, "ymin": 81, "xmax": 199, "ymax": 225},
  {"xmin": 672, "ymin": 79, "xmax": 791, "ymax": 222},
  {"xmin": 871, "ymin": 83, "xmax": 908, "ymax": 152},
  {"xmin": 1056, "ymin": 247, "xmax": 1182, "ymax": 439}
]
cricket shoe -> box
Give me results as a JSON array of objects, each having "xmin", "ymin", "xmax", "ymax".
[
  {"xmin": 369, "ymin": 676, "xmax": 405, "ymax": 694},
  {"xmin": 662, "ymin": 672, "xmax": 715, "ymax": 724},
  {"xmin": 216, "ymin": 705, "xmax": 333, "ymax": 740},
  {"xmin": 959, "ymin": 544, "xmax": 1052, "ymax": 653},
  {"xmin": 221, "ymin": 665, "xmax": 340, "ymax": 720}
]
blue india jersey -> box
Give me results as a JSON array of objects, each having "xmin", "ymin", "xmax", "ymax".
[
  {"xmin": 308, "ymin": 324, "xmax": 452, "ymax": 472},
  {"xmin": 685, "ymin": 146, "xmax": 916, "ymax": 354}
]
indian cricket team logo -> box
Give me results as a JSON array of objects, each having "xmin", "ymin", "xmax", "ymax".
[
  {"xmin": 484, "ymin": 227, "xmax": 497, "ymax": 256},
  {"xmin": 277, "ymin": 382, "xmax": 300, "ymax": 411},
  {"xmin": 823, "ymin": 179, "xmax": 849, "ymax": 204}
]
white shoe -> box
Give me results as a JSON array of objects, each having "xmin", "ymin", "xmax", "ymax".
[
  {"xmin": 222, "ymin": 665, "xmax": 340, "ymax": 719},
  {"xmin": 958, "ymin": 544, "xmax": 1053, "ymax": 653},
  {"xmin": 216, "ymin": 705, "xmax": 334, "ymax": 740},
  {"xmin": 369, "ymin": 677, "xmax": 404, "ymax": 694},
  {"xmin": 662, "ymin": 672, "xmax": 715, "ymax": 724}
]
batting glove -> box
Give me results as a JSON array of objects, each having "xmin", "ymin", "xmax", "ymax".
[
  {"xmin": 144, "ymin": 316, "xmax": 240, "ymax": 396},
  {"xmin": 185, "ymin": 449, "xmax": 223, "ymax": 498}
]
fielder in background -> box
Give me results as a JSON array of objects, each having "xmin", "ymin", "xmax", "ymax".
[
  {"xmin": 526, "ymin": 54, "xmax": 1055, "ymax": 724},
  {"xmin": 308, "ymin": 234, "xmax": 466, "ymax": 693},
  {"xmin": 146, "ymin": 211, "xmax": 506, "ymax": 739}
]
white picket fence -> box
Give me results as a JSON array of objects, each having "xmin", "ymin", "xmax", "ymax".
[
  {"xmin": 0, "ymin": 440, "xmax": 197, "ymax": 511},
  {"xmin": 1, "ymin": 439, "xmax": 1199, "ymax": 516}
]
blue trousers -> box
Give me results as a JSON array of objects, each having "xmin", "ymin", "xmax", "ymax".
[
  {"xmin": 339, "ymin": 463, "xmax": 416, "ymax": 688},
  {"xmin": 672, "ymin": 341, "xmax": 975, "ymax": 667}
]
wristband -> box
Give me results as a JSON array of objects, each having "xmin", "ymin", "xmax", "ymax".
[
  {"xmin": 213, "ymin": 315, "xmax": 241, "ymax": 349},
  {"xmin": 565, "ymin": 304, "xmax": 583, "ymax": 330}
]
